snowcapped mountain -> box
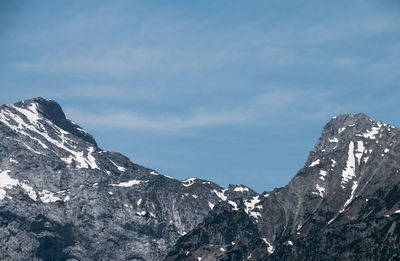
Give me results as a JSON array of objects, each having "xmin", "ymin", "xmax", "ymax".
[
  {"xmin": 1, "ymin": 98, "xmax": 399, "ymax": 260},
  {"xmin": 0, "ymin": 97, "xmax": 256, "ymax": 260},
  {"xmin": 166, "ymin": 113, "xmax": 400, "ymax": 260}
]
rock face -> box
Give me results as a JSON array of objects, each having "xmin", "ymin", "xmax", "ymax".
[
  {"xmin": 0, "ymin": 98, "xmax": 255, "ymax": 260},
  {"xmin": 1, "ymin": 98, "xmax": 400, "ymax": 261},
  {"xmin": 166, "ymin": 113, "xmax": 400, "ymax": 260}
]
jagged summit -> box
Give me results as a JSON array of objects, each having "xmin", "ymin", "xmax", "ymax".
[
  {"xmin": 2, "ymin": 97, "xmax": 400, "ymax": 260},
  {"xmin": 331, "ymin": 112, "xmax": 371, "ymax": 122},
  {"xmin": 10, "ymin": 97, "xmax": 97, "ymax": 146},
  {"xmin": 324, "ymin": 113, "xmax": 373, "ymax": 132},
  {"xmin": 167, "ymin": 112, "xmax": 400, "ymax": 260},
  {"xmin": 0, "ymin": 97, "xmax": 261, "ymax": 260},
  {"xmin": 313, "ymin": 112, "xmax": 394, "ymax": 153}
]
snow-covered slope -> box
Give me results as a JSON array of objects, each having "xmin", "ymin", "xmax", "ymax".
[
  {"xmin": 2, "ymin": 98, "xmax": 399, "ymax": 260},
  {"xmin": 0, "ymin": 97, "xmax": 255, "ymax": 260},
  {"xmin": 167, "ymin": 113, "xmax": 400, "ymax": 260}
]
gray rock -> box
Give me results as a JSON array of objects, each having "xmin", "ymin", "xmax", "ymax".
[
  {"xmin": 167, "ymin": 113, "xmax": 400, "ymax": 260},
  {"xmin": 0, "ymin": 97, "xmax": 254, "ymax": 260},
  {"xmin": 2, "ymin": 98, "xmax": 399, "ymax": 260}
]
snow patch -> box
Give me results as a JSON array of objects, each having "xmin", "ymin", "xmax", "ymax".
[
  {"xmin": 12, "ymin": 104, "xmax": 42, "ymax": 124},
  {"xmin": 86, "ymin": 147, "xmax": 99, "ymax": 169},
  {"xmin": 109, "ymin": 159, "xmax": 126, "ymax": 172},
  {"xmin": 110, "ymin": 179, "xmax": 147, "ymax": 187},
  {"xmin": 319, "ymin": 170, "xmax": 327, "ymax": 181},
  {"xmin": 341, "ymin": 141, "xmax": 356, "ymax": 186},
  {"xmin": 312, "ymin": 184, "xmax": 325, "ymax": 197},
  {"xmin": 9, "ymin": 158, "xmax": 18, "ymax": 164},
  {"xmin": 0, "ymin": 170, "xmax": 20, "ymax": 200},
  {"xmin": 330, "ymin": 159, "xmax": 336, "ymax": 168},
  {"xmin": 244, "ymin": 196, "xmax": 262, "ymax": 219},
  {"xmin": 0, "ymin": 107, "xmax": 100, "ymax": 170},
  {"xmin": 76, "ymin": 127, "xmax": 87, "ymax": 134},
  {"xmin": 228, "ymin": 200, "xmax": 238, "ymax": 210},
  {"xmin": 136, "ymin": 211, "xmax": 146, "ymax": 216},
  {"xmin": 340, "ymin": 181, "xmax": 358, "ymax": 213},
  {"xmin": 309, "ymin": 159, "xmax": 320, "ymax": 167},
  {"xmin": 208, "ymin": 201, "xmax": 215, "ymax": 209},
  {"xmin": 39, "ymin": 190, "xmax": 62, "ymax": 203},
  {"xmin": 20, "ymin": 183, "xmax": 37, "ymax": 201},
  {"xmin": 182, "ymin": 178, "xmax": 197, "ymax": 187},
  {"xmin": 0, "ymin": 170, "xmax": 40, "ymax": 201},
  {"xmin": 213, "ymin": 189, "xmax": 227, "ymax": 201},
  {"xmin": 329, "ymin": 137, "xmax": 338, "ymax": 143},
  {"xmin": 262, "ymin": 238, "xmax": 274, "ymax": 254},
  {"xmin": 358, "ymin": 125, "xmax": 381, "ymax": 139},
  {"xmin": 233, "ymin": 186, "xmax": 249, "ymax": 192},
  {"xmin": 59, "ymin": 144, "xmax": 99, "ymax": 170},
  {"xmin": 355, "ymin": 141, "xmax": 365, "ymax": 165}
]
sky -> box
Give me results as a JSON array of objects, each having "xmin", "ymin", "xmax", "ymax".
[{"xmin": 1, "ymin": 0, "xmax": 399, "ymax": 192}]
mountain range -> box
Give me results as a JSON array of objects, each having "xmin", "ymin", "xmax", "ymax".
[{"xmin": 1, "ymin": 97, "xmax": 399, "ymax": 260}]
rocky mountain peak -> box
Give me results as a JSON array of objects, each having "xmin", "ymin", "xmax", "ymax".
[
  {"xmin": 2, "ymin": 97, "xmax": 400, "ymax": 260},
  {"xmin": 323, "ymin": 113, "xmax": 373, "ymax": 134},
  {"xmin": 330, "ymin": 112, "xmax": 371, "ymax": 125},
  {"xmin": 0, "ymin": 97, "xmax": 261, "ymax": 260},
  {"xmin": 313, "ymin": 113, "xmax": 390, "ymax": 153},
  {"xmin": 10, "ymin": 97, "xmax": 97, "ymax": 146},
  {"xmin": 166, "ymin": 112, "xmax": 400, "ymax": 260}
]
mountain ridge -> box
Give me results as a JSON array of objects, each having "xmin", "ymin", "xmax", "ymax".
[
  {"xmin": 1, "ymin": 97, "xmax": 399, "ymax": 260},
  {"xmin": 0, "ymin": 97, "xmax": 260, "ymax": 260},
  {"xmin": 167, "ymin": 109, "xmax": 400, "ymax": 260}
]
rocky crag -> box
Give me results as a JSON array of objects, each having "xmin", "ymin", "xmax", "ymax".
[
  {"xmin": 0, "ymin": 98, "xmax": 255, "ymax": 260},
  {"xmin": 1, "ymin": 98, "xmax": 399, "ymax": 260},
  {"xmin": 167, "ymin": 113, "xmax": 400, "ymax": 261}
]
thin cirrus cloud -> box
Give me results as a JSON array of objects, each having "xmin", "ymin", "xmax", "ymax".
[
  {"xmin": 64, "ymin": 90, "xmax": 298, "ymax": 133},
  {"xmin": 14, "ymin": 46, "xmax": 242, "ymax": 77},
  {"xmin": 13, "ymin": 13, "xmax": 396, "ymax": 82},
  {"xmin": 64, "ymin": 108, "xmax": 249, "ymax": 133},
  {"xmin": 44, "ymin": 86, "xmax": 162, "ymax": 101}
]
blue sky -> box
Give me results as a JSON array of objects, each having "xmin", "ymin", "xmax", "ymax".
[{"xmin": 1, "ymin": 0, "xmax": 399, "ymax": 192}]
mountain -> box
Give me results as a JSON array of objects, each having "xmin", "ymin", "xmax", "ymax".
[
  {"xmin": 166, "ymin": 113, "xmax": 400, "ymax": 260},
  {"xmin": 0, "ymin": 97, "xmax": 256, "ymax": 260},
  {"xmin": 1, "ymin": 98, "xmax": 399, "ymax": 261}
]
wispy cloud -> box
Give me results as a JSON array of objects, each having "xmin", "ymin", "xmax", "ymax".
[
  {"xmin": 65, "ymin": 107, "xmax": 249, "ymax": 133},
  {"xmin": 14, "ymin": 46, "xmax": 242, "ymax": 77},
  {"xmin": 43, "ymin": 85, "xmax": 162, "ymax": 101},
  {"xmin": 64, "ymin": 89, "xmax": 300, "ymax": 133}
]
